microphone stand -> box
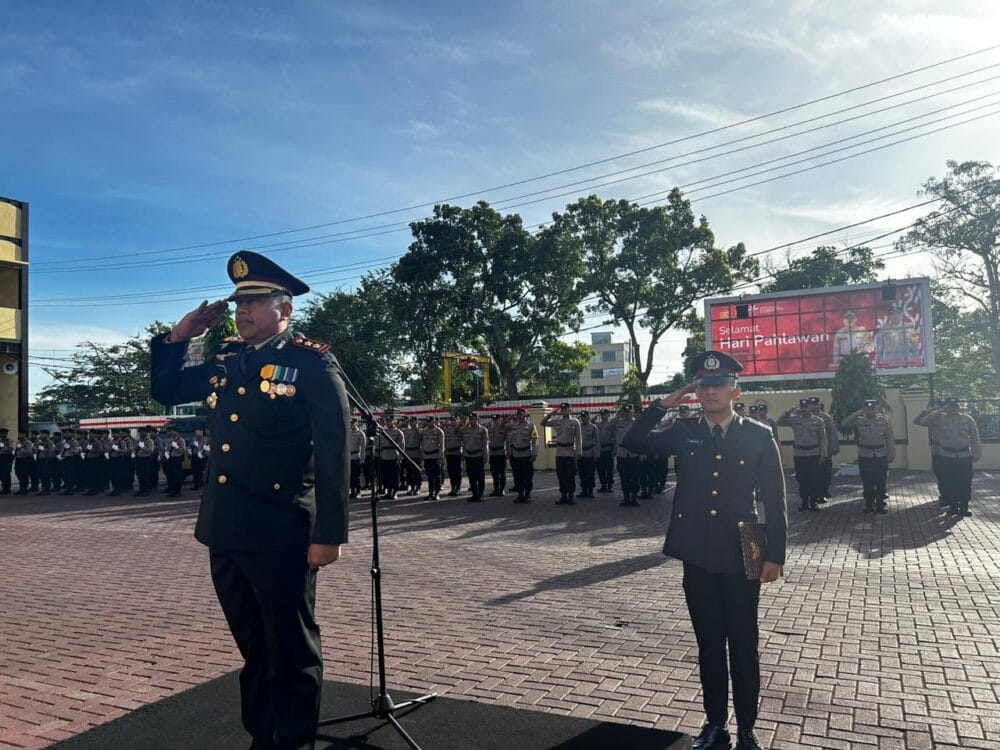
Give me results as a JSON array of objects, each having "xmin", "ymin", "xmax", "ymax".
[{"xmin": 316, "ymin": 366, "xmax": 437, "ymax": 750}]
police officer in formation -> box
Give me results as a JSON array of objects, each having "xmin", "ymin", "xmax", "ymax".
[
  {"xmin": 402, "ymin": 417, "xmax": 423, "ymax": 496},
  {"xmin": 577, "ymin": 411, "xmax": 599, "ymax": 498},
  {"xmin": 508, "ymin": 407, "xmax": 538, "ymax": 503},
  {"xmin": 842, "ymin": 400, "xmax": 895, "ymax": 513},
  {"xmin": 13, "ymin": 431, "xmax": 35, "ymax": 494},
  {"xmin": 609, "ymin": 405, "xmax": 641, "ymax": 507},
  {"xmin": 487, "ymin": 414, "xmax": 509, "ymax": 496},
  {"xmin": 541, "ymin": 402, "xmax": 582, "ymax": 505},
  {"xmin": 596, "ymin": 409, "xmax": 616, "ymax": 493},
  {"xmin": 443, "ymin": 416, "xmax": 464, "ymax": 496},
  {"xmin": 460, "ymin": 412, "xmax": 489, "ymax": 502},
  {"xmin": 375, "ymin": 417, "xmax": 404, "ymax": 499},
  {"xmin": 914, "ymin": 400, "xmax": 944, "ymax": 505},
  {"xmin": 347, "ymin": 419, "xmax": 366, "ymax": 498},
  {"xmin": 915, "ymin": 398, "xmax": 982, "ymax": 517},
  {"xmin": 621, "ymin": 350, "xmax": 785, "ymax": 750},
  {"xmin": 776, "ymin": 399, "xmax": 829, "ymax": 512},
  {"xmin": 811, "ymin": 398, "xmax": 839, "ymax": 502},
  {"xmin": 420, "ymin": 416, "xmax": 446, "ymax": 500},
  {"xmin": 0, "ymin": 427, "xmax": 13, "ymax": 494}
]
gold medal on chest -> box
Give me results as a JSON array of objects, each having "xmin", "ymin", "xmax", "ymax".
[
  {"xmin": 207, "ymin": 392, "xmax": 218, "ymax": 409},
  {"xmin": 260, "ymin": 380, "xmax": 271, "ymax": 394}
]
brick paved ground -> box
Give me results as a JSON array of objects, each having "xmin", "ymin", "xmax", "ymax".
[{"xmin": 1, "ymin": 469, "xmax": 999, "ymax": 749}]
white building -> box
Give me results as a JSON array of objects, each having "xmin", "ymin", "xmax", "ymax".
[{"xmin": 578, "ymin": 332, "xmax": 634, "ymax": 395}]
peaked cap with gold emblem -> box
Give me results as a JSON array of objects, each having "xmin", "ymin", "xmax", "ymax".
[
  {"xmin": 691, "ymin": 349, "xmax": 743, "ymax": 385},
  {"xmin": 226, "ymin": 250, "xmax": 310, "ymax": 302}
]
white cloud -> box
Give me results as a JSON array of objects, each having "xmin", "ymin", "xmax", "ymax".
[{"xmin": 636, "ymin": 99, "xmax": 758, "ymax": 129}]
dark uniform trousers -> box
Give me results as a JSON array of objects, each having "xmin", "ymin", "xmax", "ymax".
[
  {"xmin": 63, "ymin": 457, "xmax": 83, "ymax": 493},
  {"xmin": 378, "ymin": 458, "xmax": 399, "ymax": 496},
  {"xmin": 857, "ymin": 457, "xmax": 888, "ymax": 508},
  {"xmin": 445, "ymin": 453, "xmax": 463, "ymax": 492},
  {"xmin": 38, "ymin": 457, "xmax": 55, "ymax": 493},
  {"xmin": 165, "ymin": 456, "xmax": 184, "ymax": 494},
  {"xmin": 110, "ymin": 457, "xmax": 131, "ymax": 493},
  {"xmin": 349, "ymin": 459, "xmax": 362, "ymax": 494},
  {"xmin": 14, "ymin": 457, "xmax": 34, "ymax": 492},
  {"xmin": 930, "ymin": 453, "xmax": 944, "ymax": 502},
  {"xmin": 190, "ymin": 454, "xmax": 206, "ymax": 489},
  {"xmin": 211, "ymin": 551, "xmax": 321, "ymax": 750},
  {"xmin": 0, "ymin": 455, "xmax": 13, "ymax": 492},
  {"xmin": 489, "ymin": 454, "xmax": 507, "ymax": 493},
  {"xmin": 792, "ymin": 456, "xmax": 821, "ymax": 507},
  {"xmin": 653, "ymin": 455, "xmax": 669, "ymax": 491},
  {"xmin": 135, "ymin": 457, "xmax": 155, "ymax": 492},
  {"xmin": 683, "ymin": 563, "xmax": 761, "ymax": 729},
  {"xmin": 617, "ymin": 456, "xmax": 638, "ymax": 499},
  {"xmin": 465, "ymin": 453, "xmax": 486, "ymax": 499},
  {"xmin": 86, "ymin": 457, "xmax": 109, "ymax": 494},
  {"xmin": 555, "ymin": 456, "xmax": 576, "ymax": 497},
  {"xmin": 511, "ymin": 456, "xmax": 533, "ymax": 496},
  {"xmin": 423, "ymin": 457, "xmax": 443, "ymax": 496},
  {"xmin": 939, "ymin": 456, "xmax": 973, "ymax": 513},
  {"xmin": 637, "ymin": 456, "xmax": 653, "ymax": 495},
  {"xmin": 404, "ymin": 456, "xmax": 422, "ymax": 491},
  {"xmin": 598, "ymin": 448, "xmax": 615, "ymax": 490},
  {"xmin": 577, "ymin": 456, "xmax": 595, "ymax": 494}
]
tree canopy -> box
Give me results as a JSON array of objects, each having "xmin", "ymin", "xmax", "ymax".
[
  {"xmin": 552, "ymin": 190, "xmax": 756, "ymax": 387},
  {"xmin": 760, "ymin": 245, "xmax": 884, "ymax": 293}
]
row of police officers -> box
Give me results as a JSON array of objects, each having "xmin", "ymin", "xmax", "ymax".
[{"xmin": 0, "ymin": 425, "xmax": 212, "ymax": 498}]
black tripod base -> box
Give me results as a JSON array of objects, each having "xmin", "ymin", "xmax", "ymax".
[{"xmin": 317, "ymin": 691, "xmax": 439, "ymax": 750}]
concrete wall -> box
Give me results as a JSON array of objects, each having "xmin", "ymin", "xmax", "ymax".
[{"xmin": 0, "ymin": 198, "xmax": 27, "ymax": 434}]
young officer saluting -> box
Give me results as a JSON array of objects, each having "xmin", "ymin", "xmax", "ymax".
[{"xmin": 621, "ymin": 350, "xmax": 786, "ymax": 750}]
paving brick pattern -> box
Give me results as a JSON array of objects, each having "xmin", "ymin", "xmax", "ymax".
[{"xmin": 1, "ymin": 470, "xmax": 999, "ymax": 749}]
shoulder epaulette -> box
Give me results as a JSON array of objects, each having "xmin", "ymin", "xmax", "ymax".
[
  {"xmin": 292, "ymin": 335, "xmax": 331, "ymax": 354},
  {"xmin": 222, "ymin": 336, "xmax": 244, "ymax": 344}
]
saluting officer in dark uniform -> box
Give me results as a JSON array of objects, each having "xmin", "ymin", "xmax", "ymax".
[
  {"xmin": 0, "ymin": 427, "xmax": 14, "ymax": 494},
  {"xmin": 151, "ymin": 250, "xmax": 349, "ymax": 750},
  {"xmin": 622, "ymin": 351, "xmax": 786, "ymax": 750}
]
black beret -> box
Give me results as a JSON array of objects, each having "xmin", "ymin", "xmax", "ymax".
[
  {"xmin": 560, "ymin": 402, "xmax": 571, "ymax": 409},
  {"xmin": 515, "ymin": 408, "xmax": 527, "ymax": 414},
  {"xmin": 799, "ymin": 399, "xmax": 811, "ymax": 407},
  {"xmin": 864, "ymin": 399, "xmax": 878, "ymax": 407}
]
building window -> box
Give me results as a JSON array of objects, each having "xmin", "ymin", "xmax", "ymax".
[
  {"xmin": 591, "ymin": 369, "xmax": 604, "ymax": 379},
  {"xmin": 591, "ymin": 385, "xmax": 606, "ymax": 394},
  {"xmin": 592, "ymin": 333, "xmax": 612, "ymax": 345},
  {"xmin": 602, "ymin": 350, "xmax": 617, "ymax": 362}
]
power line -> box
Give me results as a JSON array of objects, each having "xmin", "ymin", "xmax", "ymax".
[
  {"xmin": 31, "ymin": 45, "xmax": 1000, "ymax": 269},
  {"xmin": 33, "ymin": 92, "xmax": 998, "ymax": 283}
]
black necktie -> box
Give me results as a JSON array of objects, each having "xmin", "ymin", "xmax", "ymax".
[
  {"xmin": 712, "ymin": 425, "xmax": 724, "ymax": 452},
  {"xmin": 239, "ymin": 346, "xmax": 255, "ymax": 376}
]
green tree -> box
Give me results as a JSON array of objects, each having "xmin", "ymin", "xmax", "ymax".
[
  {"xmin": 552, "ymin": 190, "xmax": 757, "ymax": 388},
  {"xmin": 393, "ymin": 202, "xmax": 586, "ymax": 398},
  {"xmin": 32, "ymin": 323, "xmax": 172, "ymax": 419},
  {"xmin": 760, "ymin": 245, "xmax": 884, "ymax": 293},
  {"xmin": 898, "ymin": 161, "xmax": 1000, "ymax": 388},
  {"xmin": 519, "ymin": 340, "xmax": 595, "ymax": 396},
  {"xmin": 297, "ymin": 272, "xmax": 402, "ymax": 406},
  {"xmin": 830, "ymin": 353, "xmax": 886, "ymax": 437},
  {"xmin": 618, "ymin": 365, "xmax": 645, "ymax": 411},
  {"xmin": 202, "ymin": 307, "xmax": 239, "ymax": 359}
]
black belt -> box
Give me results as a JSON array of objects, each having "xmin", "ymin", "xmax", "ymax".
[
  {"xmin": 423, "ymin": 451, "xmax": 440, "ymax": 457},
  {"xmin": 940, "ymin": 446, "xmax": 971, "ymax": 453},
  {"xmin": 582, "ymin": 445, "xmax": 594, "ymax": 450},
  {"xmin": 351, "ymin": 450, "xmax": 361, "ymax": 456},
  {"xmin": 600, "ymin": 444, "xmax": 613, "ymax": 448},
  {"xmin": 858, "ymin": 443, "xmax": 884, "ymax": 449},
  {"xmin": 795, "ymin": 444, "xmax": 819, "ymax": 450},
  {"xmin": 557, "ymin": 442, "xmax": 574, "ymax": 447},
  {"xmin": 465, "ymin": 451, "xmax": 483, "ymax": 457}
]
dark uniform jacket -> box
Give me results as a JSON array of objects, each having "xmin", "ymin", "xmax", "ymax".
[
  {"xmin": 151, "ymin": 329, "xmax": 350, "ymax": 552},
  {"xmin": 622, "ymin": 405, "xmax": 787, "ymax": 573}
]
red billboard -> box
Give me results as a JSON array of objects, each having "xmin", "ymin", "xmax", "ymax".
[{"xmin": 705, "ymin": 278, "xmax": 934, "ymax": 382}]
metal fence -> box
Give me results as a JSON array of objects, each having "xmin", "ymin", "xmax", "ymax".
[{"xmin": 967, "ymin": 400, "xmax": 1000, "ymax": 441}]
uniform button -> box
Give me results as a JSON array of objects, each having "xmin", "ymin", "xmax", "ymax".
[
  {"xmin": 230, "ymin": 413, "xmax": 239, "ymax": 422},
  {"xmin": 218, "ymin": 475, "xmax": 227, "ymax": 484},
  {"xmin": 273, "ymin": 483, "xmax": 281, "ymax": 490},
  {"xmin": 221, "ymin": 443, "xmax": 231, "ymax": 453},
  {"xmin": 712, "ymin": 471, "xmax": 720, "ymax": 478},
  {"xmin": 237, "ymin": 386, "xmax": 246, "ymax": 395},
  {"xmin": 711, "ymin": 489, "xmax": 719, "ymax": 496},
  {"xmin": 715, "ymin": 454, "xmax": 723, "ymax": 460},
  {"xmin": 709, "ymin": 509, "xmax": 718, "ymax": 517},
  {"xmin": 739, "ymin": 459, "xmax": 746, "ymax": 465},
  {"xmin": 677, "ymin": 513, "xmax": 683, "ymax": 519}
]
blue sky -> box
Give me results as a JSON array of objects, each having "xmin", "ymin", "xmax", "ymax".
[{"xmin": 4, "ymin": 0, "xmax": 1000, "ymax": 397}]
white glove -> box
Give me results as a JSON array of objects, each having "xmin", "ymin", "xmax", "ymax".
[
  {"xmin": 86, "ymin": 443, "xmax": 93, "ymax": 450},
  {"xmin": 170, "ymin": 441, "xmax": 179, "ymax": 449},
  {"xmin": 111, "ymin": 444, "xmax": 119, "ymax": 452},
  {"xmin": 204, "ymin": 446, "xmax": 211, "ymax": 453},
  {"xmin": 197, "ymin": 452, "xmax": 203, "ymax": 459},
  {"xmin": 131, "ymin": 452, "xmax": 136, "ymax": 459},
  {"xmin": 104, "ymin": 452, "xmax": 110, "ymax": 460}
]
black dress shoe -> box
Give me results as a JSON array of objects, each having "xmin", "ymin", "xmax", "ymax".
[
  {"xmin": 735, "ymin": 727, "xmax": 763, "ymax": 750},
  {"xmin": 692, "ymin": 722, "xmax": 732, "ymax": 749}
]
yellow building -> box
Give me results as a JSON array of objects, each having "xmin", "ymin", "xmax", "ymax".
[{"xmin": 0, "ymin": 196, "xmax": 28, "ymax": 433}]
